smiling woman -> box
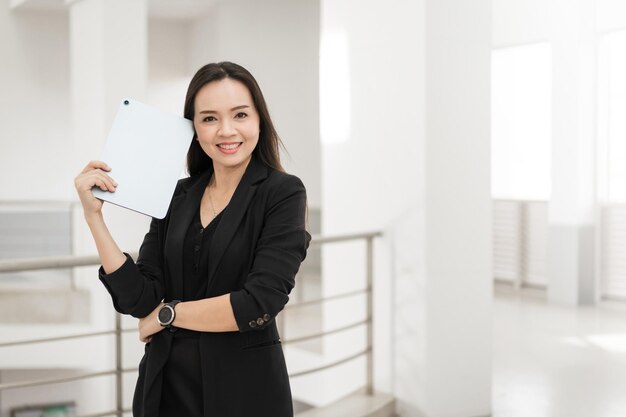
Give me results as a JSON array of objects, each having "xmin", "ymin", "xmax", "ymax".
[
  {"xmin": 194, "ymin": 79, "xmax": 260, "ymax": 171},
  {"xmin": 74, "ymin": 62, "xmax": 311, "ymax": 417}
]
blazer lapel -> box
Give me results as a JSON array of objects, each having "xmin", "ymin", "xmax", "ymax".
[
  {"xmin": 164, "ymin": 168, "xmax": 212, "ymax": 300},
  {"xmin": 207, "ymin": 157, "xmax": 268, "ymax": 291}
]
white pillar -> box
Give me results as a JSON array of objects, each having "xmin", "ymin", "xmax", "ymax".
[
  {"xmin": 69, "ymin": 0, "xmax": 150, "ymax": 261},
  {"xmin": 67, "ymin": 1, "xmax": 148, "ymax": 412},
  {"xmin": 548, "ymin": 0, "xmax": 597, "ymax": 305},
  {"xmin": 320, "ymin": 0, "xmax": 492, "ymax": 415},
  {"xmin": 69, "ymin": 0, "xmax": 147, "ymax": 165},
  {"xmin": 415, "ymin": 0, "xmax": 492, "ymax": 416}
]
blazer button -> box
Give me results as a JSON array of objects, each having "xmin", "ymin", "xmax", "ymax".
[
  {"xmin": 263, "ymin": 314, "xmax": 271, "ymax": 322},
  {"xmin": 249, "ymin": 320, "xmax": 257, "ymax": 328},
  {"xmin": 256, "ymin": 318, "xmax": 264, "ymax": 326}
]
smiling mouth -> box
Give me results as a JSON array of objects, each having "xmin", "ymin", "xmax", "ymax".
[{"xmin": 217, "ymin": 142, "xmax": 243, "ymax": 150}]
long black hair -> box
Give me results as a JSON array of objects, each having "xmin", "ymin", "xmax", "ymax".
[{"xmin": 184, "ymin": 62, "xmax": 285, "ymax": 176}]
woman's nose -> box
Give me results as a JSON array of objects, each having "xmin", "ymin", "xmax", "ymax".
[{"xmin": 219, "ymin": 120, "xmax": 236, "ymax": 137}]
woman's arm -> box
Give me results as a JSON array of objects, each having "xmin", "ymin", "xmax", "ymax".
[
  {"xmin": 76, "ymin": 160, "xmax": 166, "ymax": 318},
  {"xmin": 74, "ymin": 161, "xmax": 126, "ymax": 273},
  {"xmin": 138, "ymin": 295, "xmax": 237, "ymax": 341}
]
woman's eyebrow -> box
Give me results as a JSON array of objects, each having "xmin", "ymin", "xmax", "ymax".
[{"xmin": 199, "ymin": 105, "xmax": 250, "ymax": 114}]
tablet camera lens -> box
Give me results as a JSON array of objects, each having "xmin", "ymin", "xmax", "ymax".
[{"xmin": 123, "ymin": 100, "xmax": 129, "ymax": 105}]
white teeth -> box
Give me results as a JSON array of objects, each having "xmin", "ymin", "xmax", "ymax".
[{"xmin": 218, "ymin": 143, "xmax": 241, "ymax": 150}]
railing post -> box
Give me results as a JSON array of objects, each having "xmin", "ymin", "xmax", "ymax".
[
  {"xmin": 365, "ymin": 236, "xmax": 374, "ymax": 395},
  {"xmin": 516, "ymin": 201, "xmax": 527, "ymax": 290},
  {"xmin": 115, "ymin": 312, "xmax": 123, "ymax": 417},
  {"xmin": 278, "ymin": 312, "xmax": 286, "ymax": 343}
]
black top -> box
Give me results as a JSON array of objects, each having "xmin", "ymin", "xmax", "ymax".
[
  {"xmin": 173, "ymin": 206, "xmax": 223, "ymax": 340},
  {"xmin": 160, "ymin": 205, "xmax": 225, "ymax": 413},
  {"xmin": 182, "ymin": 206, "xmax": 224, "ymax": 301}
]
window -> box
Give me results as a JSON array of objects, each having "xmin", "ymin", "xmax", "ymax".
[{"xmin": 491, "ymin": 42, "xmax": 552, "ymax": 200}]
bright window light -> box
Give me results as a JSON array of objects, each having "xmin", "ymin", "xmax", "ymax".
[
  {"xmin": 320, "ymin": 31, "xmax": 351, "ymax": 145},
  {"xmin": 491, "ymin": 43, "xmax": 552, "ymax": 200}
]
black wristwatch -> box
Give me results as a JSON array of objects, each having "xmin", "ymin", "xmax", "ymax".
[{"xmin": 157, "ymin": 300, "xmax": 181, "ymax": 328}]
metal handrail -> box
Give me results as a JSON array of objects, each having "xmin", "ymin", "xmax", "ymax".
[
  {"xmin": 0, "ymin": 232, "xmax": 382, "ymax": 273},
  {"xmin": 0, "ymin": 369, "xmax": 118, "ymax": 391},
  {"xmin": 309, "ymin": 231, "xmax": 382, "ymax": 245},
  {"xmin": 0, "ymin": 252, "xmax": 132, "ymax": 273},
  {"xmin": 0, "ymin": 231, "xmax": 381, "ymax": 415},
  {"xmin": 0, "ymin": 330, "xmax": 118, "ymax": 348},
  {"xmin": 283, "ymin": 318, "xmax": 370, "ymax": 345},
  {"xmin": 284, "ymin": 288, "xmax": 368, "ymax": 310},
  {"xmin": 288, "ymin": 347, "xmax": 372, "ymax": 378},
  {"xmin": 0, "ymin": 290, "xmax": 370, "ymax": 349}
]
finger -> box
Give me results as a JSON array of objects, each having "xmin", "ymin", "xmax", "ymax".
[
  {"xmin": 82, "ymin": 160, "xmax": 111, "ymax": 174},
  {"xmin": 93, "ymin": 177, "xmax": 116, "ymax": 192},
  {"xmin": 92, "ymin": 169, "xmax": 118, "ymax": 186},
  {"xmin": 90, "ymin": 172, "xmax": 117, "ymax": 192}
]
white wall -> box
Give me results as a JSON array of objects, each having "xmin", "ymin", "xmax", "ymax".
[
  {"xmin": 492, "ymin": 0, "xmax": 550, "ymax": 47},
  {"xmin": 0, "ymin": 8, "xmax": 72, "ymax": 201},
  {"xmin": 146, "ymin": 19, "xmax": 191, "ymax": 117},
  {"xmin": 494, "ymin": 0, "xmax": 626, "ymax": 48}
]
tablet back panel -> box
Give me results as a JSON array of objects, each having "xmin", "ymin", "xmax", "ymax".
[{"xmin": 92, "ymin": 99, "xmax": 194, "ymax": 219}]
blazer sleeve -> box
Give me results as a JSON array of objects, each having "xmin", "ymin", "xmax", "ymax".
[
  {"xmin": 229, "ymin": 174, "xmax": 311, "ymax": 332},
  {"xmin": 98, "ymin": 215, "xmax": 166, "ymax": 318}
]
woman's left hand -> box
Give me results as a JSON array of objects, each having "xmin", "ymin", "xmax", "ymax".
[{"xmin": 138, "ymin": 303, "xmax": 165, "ymax": 343}]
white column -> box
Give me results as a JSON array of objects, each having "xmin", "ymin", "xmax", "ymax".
[
  {"xmin": 69, "ymin": 0, "xmax": 147, "ymax": 166},
  {"xmin": 67, "ymin": 1, "xmax": 149, "ymax": 412},
  {"xmin": 68, "ymin": 0, "xmax": 150, "ymax": 298},
  {"xmin": 416, "ymin": 0, "xmax": 492, "ymax": 416},
  {"xmin": 320, "ymin": 0, "xmax": 492, "ymax": 415},
  {"xmin": 548, "ymin": 0, "xmax": 597, "ymax": 305}
]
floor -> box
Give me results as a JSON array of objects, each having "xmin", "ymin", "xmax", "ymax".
[{"xmin": 493, "ymin": 287, "xmax": 626, "ymax": 417}]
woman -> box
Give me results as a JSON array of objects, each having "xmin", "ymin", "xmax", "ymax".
[{"xmin": 74, "ymin": 62, "xmax": 311, "ymax": 417}]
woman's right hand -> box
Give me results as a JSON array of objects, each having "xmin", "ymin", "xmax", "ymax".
[{"xmin": 74, "ymin": 160, "xmax": 117, "ymax": 217}]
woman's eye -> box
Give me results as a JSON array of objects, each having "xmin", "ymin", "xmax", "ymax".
[
  {"xmin": 235, "ymin": 112, "xmax": 248, "ymax": 119},
  {"xmin": 203, "ymin": 116, "xmax": 216, "ymax": 122}
]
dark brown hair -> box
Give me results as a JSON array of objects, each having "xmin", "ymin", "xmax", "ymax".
[{"xmin": 184, "ymin": 62, "xmax": 285, "ymax": 176}]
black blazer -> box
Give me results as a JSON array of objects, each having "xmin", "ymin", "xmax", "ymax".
[{"xmin": 99, "ymin": 156, "xmax": 311, "ymax": 417}]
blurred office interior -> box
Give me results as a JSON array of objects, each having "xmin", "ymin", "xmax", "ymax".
[{"xmin": 1, "ymin": 0, "xmax": 626, "ymax": 416}]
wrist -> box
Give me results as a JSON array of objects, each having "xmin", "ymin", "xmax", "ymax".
[
  {"xmin": 84, "ymin": 211, "xmax": 104, "ymax": 226},
  {"xmin": 157, "ymin": 300, "xmax": 181, "ymax": 330}
]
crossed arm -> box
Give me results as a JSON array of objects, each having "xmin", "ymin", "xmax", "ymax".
[
  {"xmin": 93, "ymin": 173, "xmax": 309, "ymax": 342},
  {"xmin": 137, "ymin": 295, "xmax": 238, "ymax": 342}
]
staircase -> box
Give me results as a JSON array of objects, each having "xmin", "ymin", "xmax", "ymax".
[{"xmin": 296, "ymin": 389, "xmax": 396, "ymax": 417}]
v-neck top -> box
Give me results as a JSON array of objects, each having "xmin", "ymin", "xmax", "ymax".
[{"xmin": 181, "ymin": 207, "xmax": 224, "ymax": 302}]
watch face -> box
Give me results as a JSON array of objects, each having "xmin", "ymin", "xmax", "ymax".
[{"xmin": 158, "ymin": 306, "xmax": 173, "ymax": 325}]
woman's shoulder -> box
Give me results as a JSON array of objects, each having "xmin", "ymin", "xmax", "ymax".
[
  {"xmin": 264, "ymin": 169, "xmax": 306, "ymax": 193},
  {"xmin": 173, "ymin": 173, "xmax": 205, "ymax": 196}
]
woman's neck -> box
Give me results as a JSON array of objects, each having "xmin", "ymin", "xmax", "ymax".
[{"xmin": 210, "ymin": 157, "xmax": 252, "ymax": 193}]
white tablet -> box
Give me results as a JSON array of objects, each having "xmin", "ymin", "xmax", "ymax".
[{"xmin": 92, "ymin": 98, "xmax": 194, "ymax": 219}]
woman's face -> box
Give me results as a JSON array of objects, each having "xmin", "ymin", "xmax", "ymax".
[{"xmin": 193, "ymin": 78, "xmax": 260, "ymax": 172}]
